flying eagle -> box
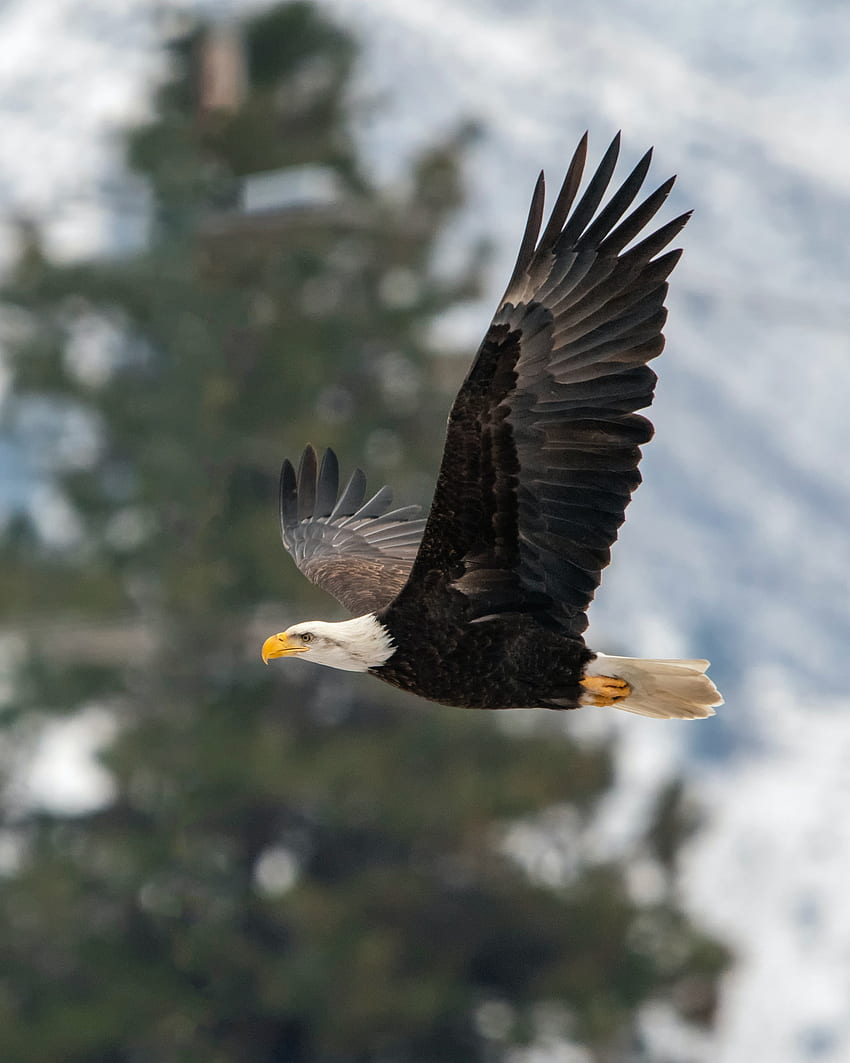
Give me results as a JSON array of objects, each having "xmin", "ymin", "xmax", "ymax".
[{"xmin": 262, "ymin": 134, "xmax": 723, "ymax": 719}]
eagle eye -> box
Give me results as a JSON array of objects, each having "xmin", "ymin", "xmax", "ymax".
[{"xmin": 300, "ymin": 632, "xmax": 313, "ymax": 643}]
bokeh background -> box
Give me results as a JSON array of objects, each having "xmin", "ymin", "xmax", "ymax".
[{"xmin": 0, "ymin": 1, "xmax": 848, "ymax": 1060}]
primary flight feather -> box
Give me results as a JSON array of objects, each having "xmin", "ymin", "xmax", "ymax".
[{"xmin": 262, "ymin": 133, "xmax": 723, "ymax": 719}]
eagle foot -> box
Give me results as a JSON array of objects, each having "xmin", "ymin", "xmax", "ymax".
[{"xmin": 580, "ymin": 674, "xmax": 632, "ymax": 707}]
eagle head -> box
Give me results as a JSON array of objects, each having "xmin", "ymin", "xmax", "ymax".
[{"xmin": 261, "ymin": 615, "xmax": 394, "ymax": 673}]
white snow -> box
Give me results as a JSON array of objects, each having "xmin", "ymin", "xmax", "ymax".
[
  {"xmin": 683, "ymin": 672, "xmax": 850, "ymax": 1062},
  {"xmin": 9, "ymin": 705, "xmax": 118, "ymax": 815}
]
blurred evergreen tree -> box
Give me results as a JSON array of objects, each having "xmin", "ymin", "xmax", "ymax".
[{"xmin": 0, "ymin": 3, "xmax": 727, "ymax": 1061}]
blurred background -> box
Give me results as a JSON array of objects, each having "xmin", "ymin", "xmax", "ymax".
[{"xmin": 0, "ymin": 1, "xmax": 847, "ymax": 1060}]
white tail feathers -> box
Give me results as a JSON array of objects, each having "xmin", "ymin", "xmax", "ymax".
[{"xmin": 584, "ymin": 653, "xmax": 723, "ymax": 720}]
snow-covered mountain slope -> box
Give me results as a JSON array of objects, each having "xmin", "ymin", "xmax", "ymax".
[
  {"xmin": 317, "ymin": 0, "xmax": 850, "ymax": 708},
  {"xmin": 0, "ymin": 0, "xmax": 157, "ymax": 263},
  {"xmin": 683, "ymin": 672, "xmax": 850, "ymax": 1063},
  {"xmin": 2, "ymin": 2, "xmax": 850, "ymax": 1061}
]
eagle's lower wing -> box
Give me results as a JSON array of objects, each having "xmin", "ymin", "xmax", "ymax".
[
  {"xmin": 280, "ymin": 446, "xmax": 425, "ymax": 615},
  {"xmin": 404, "ymin": 133, "xmax": 688, "ymax": 638}
]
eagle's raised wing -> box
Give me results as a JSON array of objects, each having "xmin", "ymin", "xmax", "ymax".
[
  {"xmin": 279, "ymin": 445, "xmax": 426, "ymax": 615},
  {"xmin": 400, "ymin": 133, "xmax": 689, "ymax": 639}
]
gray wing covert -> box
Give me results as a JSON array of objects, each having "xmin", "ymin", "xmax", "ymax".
[{"xmin": 279, "ymin": 445, "xmax": 425, "ymax": 615}]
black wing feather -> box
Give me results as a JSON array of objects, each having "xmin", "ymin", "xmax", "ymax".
[
  {"xmin": 535, "ymin": 134, "xmax": 588, "ymax": 255},
  {"xmin": 296, "ymin": 446, "xmax": 317, "ymax": 523},
  {"xmin": 400, "ymin": 134, "xmax": 689, "ymax": 638},
  {"xmin": 279, "ymin": 445, "xmax": 426, "ymax": 615},
  {"xmin": 328, "ymin": 467, "xmax": 367, "ymax": 520},
  {"xmin": 576, "ymin": 147, "xmax": 653, "ymax": 250},
  {"xmin": 501, "ymin": 171, "xmax": 546, "ymax": 302},
  {"xmin": 315, "ymin": 449, "xmax": 339, "ymax": 517},
  {"xmin": 557, "ymin": 132, "xmax": 621, "ymax": 248}
]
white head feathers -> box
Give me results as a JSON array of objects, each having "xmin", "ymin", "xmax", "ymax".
[{"xmin": 281, "ymin": 614, "xmax": 395, "ymax": 672}]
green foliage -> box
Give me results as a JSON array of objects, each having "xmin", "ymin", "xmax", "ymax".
[{"xmin": 0, "ymin": 3, "xmax": 728, "ymax": 1060}]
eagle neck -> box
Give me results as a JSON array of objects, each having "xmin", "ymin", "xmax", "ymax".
[{"xmin": 333, "ymin": 613, "xmax": 395, "ymax": 670}]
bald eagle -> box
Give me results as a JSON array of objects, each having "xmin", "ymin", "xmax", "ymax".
[{"xmin": 262, "ymin": 134, "xmax": 723, "ymax": 720}]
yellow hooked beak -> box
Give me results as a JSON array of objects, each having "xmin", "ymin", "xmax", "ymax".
[{"xmin": 261, "ymin": 632, "xmax": 310, "ymax": 664}]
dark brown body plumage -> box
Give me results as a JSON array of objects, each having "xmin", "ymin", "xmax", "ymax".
[{"xmin": 376, "ymin": 603, "xmax": 593, "ymax": 709}]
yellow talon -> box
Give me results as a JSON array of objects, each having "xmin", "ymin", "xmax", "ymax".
[{"xmin": 580, "ymin": 674, "xmax": 631, "ymax": 707}]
